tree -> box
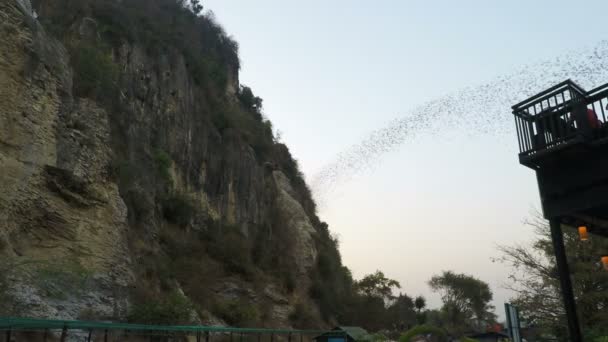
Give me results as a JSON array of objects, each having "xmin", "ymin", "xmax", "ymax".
[
  {"xmin": 387, "ymin": 293, "xmax": 417, "ymax": 331},
  {"xmin": 428, "ymin": 271, "xmax": 495, "ymax": 335},
  {"xmin": 414, "ymin": 295, "xmax": 427, "ymax": 325},
  {"xmin": 356, "ymin": 270, "xmax": 401, "ymax": 302},
  {"xmin": 414, "ymin": 296, "xmax": 426, "ymax": 313},
  {"xmin": 340, "ymin": 271, "xmax": 402, "ymax": 332},
  {"xmin": 497, "ymin": 214, "xmax": 608, "ymax": 340},
  {"xmin": 238, "ymin": 85, "xmax": 263, "ymax": 116}
]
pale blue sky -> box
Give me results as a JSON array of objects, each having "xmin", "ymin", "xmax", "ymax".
[{"xmin": 204, "ymin": 0, "xmax": 608, "ymax": 318}]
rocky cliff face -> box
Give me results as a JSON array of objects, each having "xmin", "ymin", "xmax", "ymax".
[{"xmin": 0, "ymin": 0, "xmax": 330, "ymax": 328}]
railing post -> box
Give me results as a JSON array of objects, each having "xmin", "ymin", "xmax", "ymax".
[
  {"xmin": 5, "ymin": 327, "xmax": 10, "ymax": 342},
  {"xmin": 43, "ymin": 328, "xmax": 48, "ymax": 342},
  {"xmin": 230, "ymin": 332, "xmax": 233, "ymax": 342},
  {"xmin": 104, "ymin": 329, "xmax": 108, "ymax": 342},
  {"xmin": 288, "ymin": 333, "xmax": 292, "ymax": 342},
  {"xmin": 257, "ymin": 333, "xmax": 261, "ymax": 342},
  {"xmin": 87, "ymin": 329, "xmax": 92, "ymax": 342},
  {"xmin": 573, "ymin": 101, "xmax": 592, "ymax": 139},
  {"xmin": 240, "ymin": 332, "xmax": 243, "ymax": 342},
  {"xmin": 205, "ymin": 331, "xmax": 210, "ymax": 342},
  {"xmin": 197, "ymin": 331, "xmax": 201, "ymax": 342},
  {"xmin": 60, "ymin": 324, "xmax": 68, "ymax": 342},
  {"xmin": 271, "ymin": 333, "xmax": 274, "ymax": 342}
]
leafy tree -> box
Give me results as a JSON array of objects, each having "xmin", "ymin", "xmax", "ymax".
[
  {"xmin": 414, "ymin": 295, "xmax": 427, "ymax": 324},
  {"xmin": 497, "ymin": 214, "xmax": 608, "ymax": 340},
  {"xmin": 343, "ymin": 271, "xmax": 401, "ymax": 332},
  {"xmin": 387, "ymin": 293, "xmax": 417, "ymax": 331},
  {"xmin": 357, "ymin": 270, "xmax": 401, "ymax": 302},
  {"xmin": 428, "ymin": 271, "xmax": 495, "ymax": 335},
  {"xmin": 238, "ymin": 85, "xmax": 263, "ymax": 116},
  {"xmin": 414, "ymin": 295, "xmax": 426, "ymax": 313}
]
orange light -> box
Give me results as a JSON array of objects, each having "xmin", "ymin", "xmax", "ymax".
[
  {"xmin": 602, "ymin": 256, "xmax": 608, "ymax": 271},
  {"xmin": 578, "ymin": 226, "xmax": 589, "ymax": 241}
]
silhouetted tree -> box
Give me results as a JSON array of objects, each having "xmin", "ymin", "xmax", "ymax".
[
  {"xmin": 414, "ymin": 295, "xmax": 427, "ymax": 324},
  {"xmin": 387, "ymin": 293, "xmax": 417, "ymax": 331},
  {"xmin": 497, "ymin": 214, "xmax": 608, "ymax": 340},
  {"xmin": 356, "ymin": 270, "xmax": 401, "ymax": 302},
  {"xmin": 429, "ymin": 271, "xmax": 495, "ymax": 335},
  {"xmin": 414, "ymin": 295, "xmax": 426, "ymax": 313}
]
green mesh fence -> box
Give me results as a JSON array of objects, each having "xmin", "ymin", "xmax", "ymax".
[{"xmin": 0, "ymin": 317, "xmax": 330, "ymax": 336}]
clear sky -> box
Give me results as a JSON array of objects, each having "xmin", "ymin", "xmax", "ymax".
[{"xmin": 203, "ymin": 0, "xmax": 608, "ymax": 319}]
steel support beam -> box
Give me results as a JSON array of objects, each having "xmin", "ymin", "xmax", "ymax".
[{"xmin": 549, "ymin": 219, "xmax": 583, "ymax": 342}]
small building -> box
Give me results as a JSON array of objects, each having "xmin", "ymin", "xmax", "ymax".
[
  {"xmin": 466, "ymin": 331, "xmax": 510, "ymax": 342},
  {"xmin": 314, "ymin": 326, "xmax": 370, "ymax": 342}
]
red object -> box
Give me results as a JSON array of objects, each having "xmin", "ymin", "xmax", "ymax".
[
  {"xmin": 587, "ymin": 109, "xmax": 601, "ymax": 129},
  {"xmin": 487, "ymin": 323, "xmax": 503, "ymax": 333}
]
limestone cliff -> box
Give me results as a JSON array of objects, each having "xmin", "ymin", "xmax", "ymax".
[{"xmin": 0, "ymin": 0, "xmax": 346, "ymax": 328}]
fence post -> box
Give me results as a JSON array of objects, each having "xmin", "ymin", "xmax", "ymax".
[
  {"xmin": 205, "ymin": 331, "xmax": 210, "ymax": 342},
  {"xmin": 5, "ymin": 328, "xmax": 10, "ymax": 342},
  {"xmin": 104, "ymin": 329, "xmax": 108, "ymax": 342},
  {"xmin": 288, "ymin": 333, "xmax": 292, "ymax": 342},
  {"xmin": 197, "ymin": 331, "xmax": 201, "ymax": 342},
  {"xmin": 240, "ymin": 332, "xmax": 243, "ymax": 342},
  {"xmin": 43, "ymin": 328, "xmax": 48, "ymax": 342},
  {"xmin": 87, "ymin": 329, "xmax": 92, "ymax": 342},
  {"xmin": 257, "ymin": 333, "xmax": 261, "ymax": 342},
  {"xmin": 271, "ymin": 333, "xmax": 274, "ymax": 342},
  {"xmin": 60, "ymin": 324, "xmax": 68, "ymax": 342}
]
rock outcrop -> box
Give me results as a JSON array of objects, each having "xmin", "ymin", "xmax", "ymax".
[
  {"xmin": 0, "ymin": 0, "xmax": 133, "ymax": 320},
  {"xmin": 0, "ymin": 0, "xmax": 331, "ymax": 328}
]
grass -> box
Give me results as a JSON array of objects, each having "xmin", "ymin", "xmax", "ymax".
[
  {"xmin": 128, "ymin": 291, "xmax": 195, "ymax": 325},
  {"xmin": 32, "ymin": 261, "xmax": 92, "ymax": 300},
  {"xmin": 213, "ymin": 299, "xmax": 259, "ymax": 327}
]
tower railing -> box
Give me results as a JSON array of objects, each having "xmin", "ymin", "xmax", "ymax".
[{"xmin": 512, "ymin": 79, "xmax": 608, "ymax": 160}]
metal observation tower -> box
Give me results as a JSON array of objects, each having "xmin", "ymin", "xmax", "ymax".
[{"xmin": 512, "ymin": 79, "xmax": 608, "ymax": 342}]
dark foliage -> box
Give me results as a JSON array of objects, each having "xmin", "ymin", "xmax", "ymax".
[
  {"xmin": 203, "ymin": 222, "xmax": 256, "ymax": 277},
  {"xmin": 162, "ymin": 193, "xmax": 195, "ymax": 227},
  {"xmin": 37, "ymin": 0, "xmax": 239, "ymax": 90},
  {"xmin": 238, "ymin": 85, "xmax": 263, "ymax": 117},
  {"xmin": 128, "ymin": 291, "xmax": 194, "ymax": 325},
  {"xmin": 213, "ymin": 299, "xmax": 259, "ymax": 327},
  {"xmin": 70, "ymin": 41, "xmax": 118, "ymax": 99}
]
